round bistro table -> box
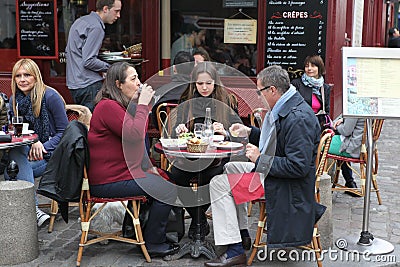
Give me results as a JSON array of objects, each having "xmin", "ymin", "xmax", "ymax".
[
  {"xmin": 155, "ymin": 141, "xmax": 244, "ymax": 260},
  {"xmin": 0, "ymin": 133, "xmax": 38, "ymax": 150}
]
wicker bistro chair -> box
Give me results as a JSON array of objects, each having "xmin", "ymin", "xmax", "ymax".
[
  {"xmin": 65, "ymin": 104, "xmax": 92, "ymax": 130},
  {"xmin": 40, "ymin": 105, "xmax": 92, "ymax": 233},
  {"xmin": 247, "ymin": 131, "xmax": 334, "ymax": 267},
  {"xmin": 326, "ymin": 119, "xmax": 384, "ymax": 204},
  {"xmin": 76, "ymin": 166, "xmax": 151, "ymax": 266},
  {"xmin": 156, "ymin": 103, "xmax": 178, "ymax": 170},
  {"xmin": 247, "ymin": 108, "xmax": 268, "ymax": 217}
]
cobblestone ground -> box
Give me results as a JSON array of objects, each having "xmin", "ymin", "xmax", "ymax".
[{"xmin": 3, "ymin": 120, "xmax": 400, "ymax": 267}]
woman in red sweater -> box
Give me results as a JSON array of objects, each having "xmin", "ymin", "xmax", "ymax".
[{"xmin": 88, "ymin": 62, "xmax": 179, "ymax": 257}]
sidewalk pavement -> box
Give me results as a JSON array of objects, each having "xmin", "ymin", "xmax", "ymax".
[{"xmin": 3, "ymin": 120, "xmax": 400, "ymax": 267}]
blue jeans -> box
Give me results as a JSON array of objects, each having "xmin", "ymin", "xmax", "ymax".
[
  {"xmin": 5, "ymin": 145, "xmax": 48, "ymax": 206},
  {"xmin": 69, "ymin": 80, "xmax": 102, "ymax": 112}
]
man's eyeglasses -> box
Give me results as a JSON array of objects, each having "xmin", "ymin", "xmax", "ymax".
[{"xmin": 256, "ymin": 86, "xmax": 272, "ymax": 96}]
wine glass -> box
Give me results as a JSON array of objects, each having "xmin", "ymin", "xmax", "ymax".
[
  {"xmin": 230, "ymin": 128, "xmax": 248, "ymax": 150},
  {"xmin": 194, "ymin": 123, "xmax": 204, "ymax": 139},
  {"xmin": 202, "ymin": 124, "xmax": 214, "ymax": 146}
]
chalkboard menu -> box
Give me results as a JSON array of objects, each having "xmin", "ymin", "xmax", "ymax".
[
  {"xmin": 265, "ymin": 0, "xmax": 328, "ymax": 79},
  {"xmin": 223, "ymin": 0, "xmax": 257, "ymax": 8},
  {"xmin": 16, "ymin": 0, "xmax": 58, "ymax": 59}
]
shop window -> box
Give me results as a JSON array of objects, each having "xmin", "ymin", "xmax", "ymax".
[
  {"xmin": 50, "ymin": 0, "xmax": 142, "ymax": 77},
  {"xmin": 50, "ymin": 0, "xmax": 88, "ymax": 77},
  {"xmin": 0, "ymin": 0, "xmax": 17, "ymax": 49},
  {"xmin": 171, "ymin": 0, "xmax": 258, "ymax": 76}
]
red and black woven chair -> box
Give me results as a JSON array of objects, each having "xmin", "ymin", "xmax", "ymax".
[
  {"xmin": 326, "ymin": 119, "xmax": 384, "ymax": 204},
  {"xmin": 76, "ymin": 166, "xmax": 151, "ymax": 266}
]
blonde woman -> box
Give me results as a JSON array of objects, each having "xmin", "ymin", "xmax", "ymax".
[{"xmin": 5, "ymin": 59, "xmax": 69, "ymax": 227}]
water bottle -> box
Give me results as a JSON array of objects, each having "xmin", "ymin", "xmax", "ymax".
[{"xmin": 203, "ymin": 107, "xmax": 213, "ymax": 145}]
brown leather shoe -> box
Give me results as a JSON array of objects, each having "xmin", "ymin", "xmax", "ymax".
[{"xmin": 204, "ymin": 253, "xmax": 246, "ymax": 267}]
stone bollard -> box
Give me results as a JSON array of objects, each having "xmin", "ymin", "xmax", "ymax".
[
  {"xmin": 318, "ymin": 172, "xmax": 333, "ymax": 249},
  {"xmin": 0, "ymin": 180, "xmax": 39, "ymax": 265}
]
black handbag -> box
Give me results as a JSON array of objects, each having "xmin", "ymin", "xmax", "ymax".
[
  {"xmin": 316, "ymin": 112, "xmax": 333, "ymax": 131},
  {"xmin": 316, "ymin": 86, "xmax": 333, "ymax": 131},
  {"xmin": 122, "ymin": 199, "xmax": 185, "ymax": 243}
]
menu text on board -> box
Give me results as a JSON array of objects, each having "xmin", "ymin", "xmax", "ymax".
[
  {"xmin": 265, "ymin": 0, "xmax": 328, "ymax": 79},
  {"xmin": 16, "ymin": 0, "xmax": 58, "ymax": 59}
]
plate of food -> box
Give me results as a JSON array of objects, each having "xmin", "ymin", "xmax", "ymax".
[
  {"xmin": 160, "ymin": 138, "xmax": 187, "ymax": 149},
  {"xmin": 216, "ymin": 141, "xmax": 243, "ymax": 150},
  {"xmin": 178, "ymin": 132, "xmax": 194, "ymax": 140},
  {"xmin": 212, "ymin": 135, "xmax": 225, "ymax": 142}
]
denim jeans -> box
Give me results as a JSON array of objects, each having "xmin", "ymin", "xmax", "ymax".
[
  {"xmin": 4, "ymin": 145, "xmax": 48, "ymax": 206},
  {"xmin": 69, "ymin": 80, "xmax": 102, "ymax": 112}
]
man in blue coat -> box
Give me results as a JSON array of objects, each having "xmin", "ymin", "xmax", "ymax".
[{"xmin": 205, "ymin": 65, "xmax": 321, "ymax": 267}]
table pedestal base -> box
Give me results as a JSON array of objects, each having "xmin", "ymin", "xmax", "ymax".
[
  {"xmin": 164, "ymin": 239, "xmax": 217, "ymax": 260},
  {"xmin": 337, "ymin": 235, "xmax": 394, "ymax": 255}
]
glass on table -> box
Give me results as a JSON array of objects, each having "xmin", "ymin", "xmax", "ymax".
[
  {"xmin": 194, "ymin": 123, "xmax": 205, "ymax": 139},
  {"xmin": 12, "ymin": 116, "xmax": 23, "ymax": 137},
  {"xmin": 229, "ymin": 128, "xmax": 249, "ymax": 149}
]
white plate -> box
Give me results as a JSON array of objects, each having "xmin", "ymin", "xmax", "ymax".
[
  {"xmin": 216, "ymin": 142, "xmax": 243, "ymax": 150},
  {"xmin": 160, "ymin": 138, "xmax": 187, "ymax": 149},
  {"xmin": 100, "ymin": 51, "xmax": 124, "ymax": 56},
  {"xmin": 212, "ymin": 135, "xmax": 225, "ymax": 142},
  {"xmin": 23, "ymin": 130, "xmax": 34, "ymax": 135},
  {"xmin": 102, "ymin": 56, "xmax": 125, "ymax": 60},
  {"xmin": 103, "ymin": 56, "xmax": 132, "ymax": 62},
  {"xmin": 164, "ymin": 144, "xmax": 187, "ymax": 150}
]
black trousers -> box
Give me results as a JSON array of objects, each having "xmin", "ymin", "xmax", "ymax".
[
  {"xmin": 90, "ymin": 173, "xmax": 177, "ymax": 244},
  {"xmin": 340, "ymin": 161, "xmax": 354, "ymax": 183},
  {"xmin": 170, "ymin": 161, "xmax": 224, "ymax": 222}
]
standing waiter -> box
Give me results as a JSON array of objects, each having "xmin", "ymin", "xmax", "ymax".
[{"xmin": 66, "ymin": 0, "xmax": 122, "ymax": 112}]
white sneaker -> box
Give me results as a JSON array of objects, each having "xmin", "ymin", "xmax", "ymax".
[{"xmin": 36, "ymin": 207, "xmax": 50, "ymax": 227}]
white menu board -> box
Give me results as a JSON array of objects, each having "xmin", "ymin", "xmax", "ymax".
[{"xmin": 342, "ymin": 47, "xmax": 400, "ymax": 118}]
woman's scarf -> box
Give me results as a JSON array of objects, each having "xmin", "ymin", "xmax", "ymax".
[
  {"xmin": 301, "ymin": 73, "xmax": 324, "ymax": 96},
  {"xmin": 16, "ymin": 90, "xmax": 50, "ymax": 143}
]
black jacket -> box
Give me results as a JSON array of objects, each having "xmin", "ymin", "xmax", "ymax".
[
  {"xmin": 249, "ymin": 92, "xmax": 321, "ymax": 248},
  {"xmin": 291, "ymin": 78, "xmax": 331, "ymax": 114},
  {"xmin": 37, "ymin": 120, "xmax": 89, "ymax": 222},
  {"xmin": 388, "ymin": 36, "xmax": 400, "ymax": 48}
]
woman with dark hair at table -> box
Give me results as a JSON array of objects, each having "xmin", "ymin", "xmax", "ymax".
[
  {"xmin": 291, "ymin": 55, "xmax": 331, "ymax": 130},
  {"xmin": 88, "ymin": 62, "xmax": 179, "ymax": 257},
  {"xmin": 172, "ymin": 62, "xmax": 242, "ymax": 240},
  {"xmin": 5, "ymin": 58, "xmax": 69, "ymax": 227}
]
